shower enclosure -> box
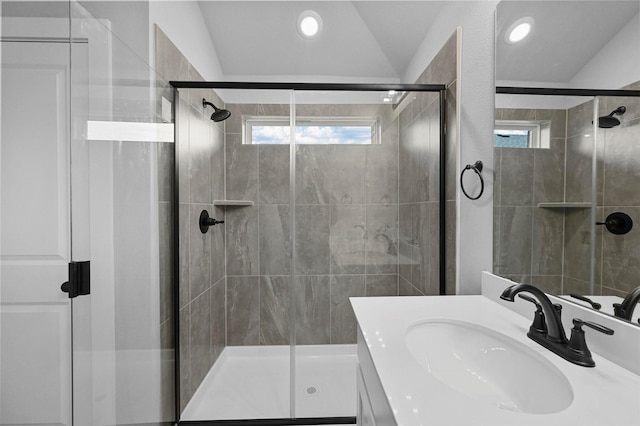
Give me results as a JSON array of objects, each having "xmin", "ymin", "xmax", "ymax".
[
  {"xmin": 171, "ymin": 82, "xmax": 447, "ymax": 423},
  {"xmin": 493, "ymin": 86, "xmax": 640, "ymax": 300},
  {"xmin": 1, "ymin": 2, "xmax": 175, "ymax": 425}
]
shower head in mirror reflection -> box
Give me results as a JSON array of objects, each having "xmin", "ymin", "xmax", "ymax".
[{"xmin": 598, "ymin": 105, "xmax": 626, "ymax": 128}]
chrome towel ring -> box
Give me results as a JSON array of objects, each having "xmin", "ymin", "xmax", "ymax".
[{"xmin": 460, "ymin": 160, "xmax": 484, "ymax": 200}]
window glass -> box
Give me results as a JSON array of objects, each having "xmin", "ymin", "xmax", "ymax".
[{"xmin": 244, "ymin": 116, "xmax": 379, "ymax": 145}]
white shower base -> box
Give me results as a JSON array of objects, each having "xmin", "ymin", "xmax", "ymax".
[{"xmin": 181, "ymin": 344, "xmax": 357, "ymax": 421}]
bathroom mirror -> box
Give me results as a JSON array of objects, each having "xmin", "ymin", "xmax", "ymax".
[{"xmin": 494, "ymin": 0, "xmax": 640, "ymax": 326}]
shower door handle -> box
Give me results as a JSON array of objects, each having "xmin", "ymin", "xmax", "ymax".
[{"xmin": 61, "ymin": 261, "xmax": 91, "ymax": 298}]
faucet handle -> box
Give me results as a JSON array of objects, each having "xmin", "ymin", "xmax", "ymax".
[
  {"xmin": 574, "ymin": 318, "xmax": 614, "ymax": 335},
  {"xmin": 569, "ymin": 293, "xmax": 602, "ymax": 310},
  {"xmin": 518, "ymin": 294, "xmax": 547, "ymax": 334},
  {"xmin": 567, "ymin": 318, "xmax": 614, "ymax": 367}
]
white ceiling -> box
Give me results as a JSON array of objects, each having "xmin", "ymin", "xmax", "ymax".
[
  {"xmin": 197, "ymin": 1, "xmax": 444, "ymax": 82},
  {"xmin": 196, "ymin": 1, "xmax": 639, "ymax": 86},
  {"xmin": 496, "ymin": 0, "xmax": 639, "ymax": 84}
]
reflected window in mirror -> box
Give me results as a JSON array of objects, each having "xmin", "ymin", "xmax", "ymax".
[{"xmin": 494, "ymin": 120, "xmax": 550, "ymax": 148}]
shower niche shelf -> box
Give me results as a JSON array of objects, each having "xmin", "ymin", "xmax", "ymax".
[
  {"xmin": 214, "ymin": 200, "xmax": 254, "ymax": 207},
  {"xmin": 537, "ymin": 202, "xmax": 591, "ymax": 209}
]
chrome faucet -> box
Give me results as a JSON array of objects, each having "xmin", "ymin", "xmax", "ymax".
[
  {"xmin": 613, "ymin": 286, "xmax": 640, "ymax": 324},
  {"xmin": 501, "ymin": 284, "xmax": 614, "ymax": 367}
]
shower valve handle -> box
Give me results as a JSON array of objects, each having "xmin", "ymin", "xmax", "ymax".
[
  {"xmin": 596, "ymin": 212, "xmax": 633, "ymax": 235},
  {"xmin": 199, "ymin": 209, "xmax": 224, "ymax": 233}
]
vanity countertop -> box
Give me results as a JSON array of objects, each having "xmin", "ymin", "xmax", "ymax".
[{"xmin": 351, "ymin": 295, "xmax": 640, "ymax": 426}]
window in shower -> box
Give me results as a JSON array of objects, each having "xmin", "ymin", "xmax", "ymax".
[
  {"xmin": 243, "ymin": 116, "xmax": 380, "ymax": 145},
  {"xmin": 494, "ymin": 120, "xmax": 550, "ymax": 148}
]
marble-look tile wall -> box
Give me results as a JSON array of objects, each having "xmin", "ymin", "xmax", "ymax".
[
  {"xmin": 399, "ymin": 31, "xmax": 458, "ymax": 295},
  {"xmin": 562, "ymin": 99, "xmax": 598, "ymax": 294},
  {"xmin": 155, "ymin": 27, "xmax": 226, "ymax": 413},
  {"xmin": 592, "ymin": 82, "xmax": 639, "ymax": 298},
  {"xmin": 224, "ymin": 102, "xmax": 400, "ymax": 346},
  {"xmin": 493, "ymin": 107, "xmax": 567, "ymax": 294},
  {"xmin": 493, "ymin": 80, "xmax": 640, "ymax": 299}
]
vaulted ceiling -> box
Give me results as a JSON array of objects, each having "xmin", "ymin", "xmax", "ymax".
[
  {"xmin": 197, "ymin": 1, "xmax": 444, "ymax": 82},
  {"xmin": 196, "ymin": 0, "xmax": 639, "ymax": 86},
  {"xmin": 496, "ymin": 0, "xmax": 639, "ymax": 84}
]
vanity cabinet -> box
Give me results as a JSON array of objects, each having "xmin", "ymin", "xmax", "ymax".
[
  {"xmin": 357, "ymin": 367, "xmax": 376, "ymax": 426},
  {"xmin": 356, "ymin": 327, "xmax": 396, "ymax": 426}
]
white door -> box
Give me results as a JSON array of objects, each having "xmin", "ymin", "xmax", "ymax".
[{"xmin": 1, "ymin": 40, "xmax": 73, "ymax": 425}]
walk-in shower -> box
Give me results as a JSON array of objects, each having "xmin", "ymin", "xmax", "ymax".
[
  {"xmin": 493, "ymin": 85, "xmax": 640, "ymax": 308},
  {"xmin": 171, "ymin": 82, "xmax": 447, "ymax": 424}
]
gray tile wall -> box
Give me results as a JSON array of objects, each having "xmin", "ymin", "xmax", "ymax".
[
  {"xmin": 155, "ymin": 27, "xmax": 226, "ymax": 413},
  {"xmin": 399, "ymin": 31, "xmax": 458, "ymax": 296},
  {"xmin": 176, "ymin": 90, "xmax": 226, "ymax": 412},
  {"xmin": 555, "ymin": 94, "xmax": 638, "ymax": 298},
  {"xmin": 562, "ymin": 100, "xmax": 596, "ymax": 294},
  {"xmin": 596, "ymin": 82, "xmax": 640, "ymax": 298},
  {"xmin": 224, "ymin": 102, "xmax": 401, "ymax": 346},
  {"xmin": 493, "ymin": 107, "xmax": 567, "ymax": 294},
  {"xmin": 493, "ymin": 80, "xmax": 640, "ymax": 299}
]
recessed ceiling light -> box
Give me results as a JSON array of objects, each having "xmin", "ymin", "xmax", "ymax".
[
  {"xmin": 505, "ymin": 17, "xmax": 534, "ymax": 44},
  {"xmin": 298, "ymin": 10, "xmax": 322, "ymax": 39}
]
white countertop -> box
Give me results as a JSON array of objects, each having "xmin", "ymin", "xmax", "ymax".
[{"xmin": 351, "ymin": 295, "xmax": 640, "ymax": 426}]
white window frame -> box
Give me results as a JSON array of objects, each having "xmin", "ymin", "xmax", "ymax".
[
  {"xmin": 494, "ymin": 120, "xmax": 551, "ymax": 148},
  {"xmin": 243, "ymin": 115, "xmax": 381, "ymax": 145}
]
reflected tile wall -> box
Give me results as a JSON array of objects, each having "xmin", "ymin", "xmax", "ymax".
[
  {"xmin": 494, "ymin": 107, "xmax": 572, "ymax": 293},
  {"xmin": 494, "ymin": 90, "xmax": 640, "ymax": 299},
  {"xmin": 597, "ymin": 87, "xmax": 640, "ymax": 296}
]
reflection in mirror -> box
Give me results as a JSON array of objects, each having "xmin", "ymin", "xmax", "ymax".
[
  {"xmin": 493, "ymin": 93, "xmax": 596, "ymax": 294},
  {"xmin": 494, "ymin": 91, "xmax": 640, "ymax": 327},
  {"xmin": 496, "ymin": 0, "xmax": 640, "ymax": 89},
  {"xmin": 495, "ymin": 1, "xmax": 640, "ymax": 326}
]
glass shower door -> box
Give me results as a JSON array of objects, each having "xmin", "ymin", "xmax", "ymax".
[
  {"xmin": 290, "ymin": 88, "xmax": 443, "ymax": 418},
  {"xmin": 173, "ymin": 83, "xmax": 443, "ymax": 422},
  {"xmin": 176, "ymin": 88, "xmax": 295, "ymax": 421},
  {"xmin": 69, "ymin": 2, "xmax": 175, "ymax": 424}
]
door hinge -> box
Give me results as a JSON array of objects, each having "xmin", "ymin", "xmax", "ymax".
[{"xmin": 60, "ymin": 261, "xmax": 90, "ymax": 298}]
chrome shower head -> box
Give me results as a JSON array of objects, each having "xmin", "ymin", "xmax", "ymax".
[
  {"xmin": 598, "ymin": 105, "xmax": 626, "ymax": 129},
  {"xmin": 202, "ymin": 98, "xmax": 231, "ymax": 122}
]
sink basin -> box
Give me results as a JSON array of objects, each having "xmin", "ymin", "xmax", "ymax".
[{"xmin": 405, "ymin": 319, "xmax": 574, "ymax": 414}]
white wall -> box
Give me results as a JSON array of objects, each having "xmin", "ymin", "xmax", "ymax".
[
  {"xmin": 149, "ymin": 0, "xmax": 223, "ymax": 80},
  {"xmin": 405, "ymin": 1, "xmax": 499, "ymax": 295}
]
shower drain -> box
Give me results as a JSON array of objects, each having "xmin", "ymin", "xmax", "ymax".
[{"xmin": 305, "ymin": 386, "xmax": 319, "ymax": 397}]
